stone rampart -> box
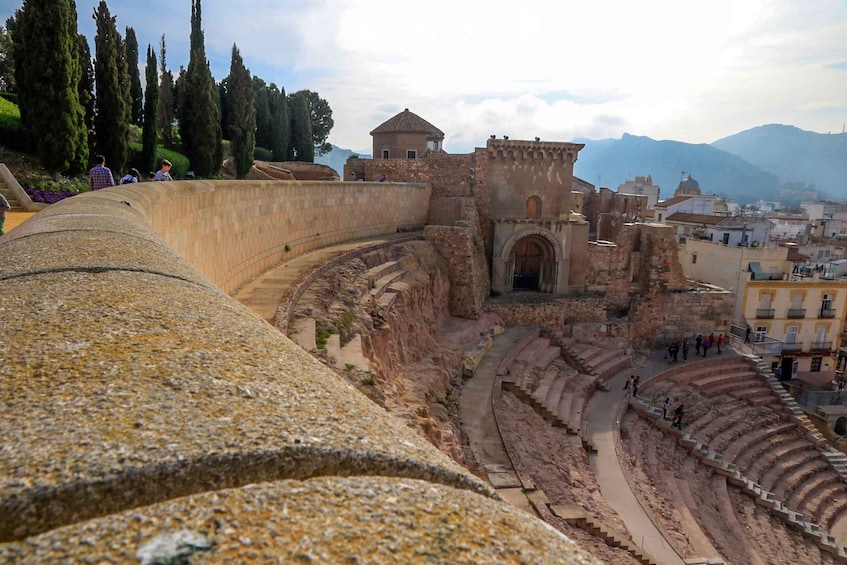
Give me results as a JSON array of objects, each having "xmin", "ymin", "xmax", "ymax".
[
  {"xmin": 129, "ymin": 179, "xmax": 430, "ymax": 294},
  {"xmin": 0, "ymin": 181, "xmax": 596, "ymax": 562}
]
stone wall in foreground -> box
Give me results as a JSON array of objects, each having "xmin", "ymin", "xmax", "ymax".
[{"xmin": 0, "ymin": 182, "xmax": 597, "ymax": 563}]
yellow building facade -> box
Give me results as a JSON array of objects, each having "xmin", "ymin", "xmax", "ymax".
[{"xmin": 744, "ymin": 278, "xmax": 847, "ymax": 379}]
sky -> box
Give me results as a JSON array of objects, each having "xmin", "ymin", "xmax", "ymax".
[{"xmin": 2, "ymin": 0, "xmax": 846, "ymax": 154}]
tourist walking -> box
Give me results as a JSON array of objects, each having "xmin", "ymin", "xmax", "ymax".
[
  {"xmin": 702, "ymin": 336, "xmax": 711, "ymax": 357},
  {"xmin": 662, "ymin": 398, "xmax": 670, "ymax": 420},
  {"xmin": 745, "ymin": 327, "xmax": 751, "ymax": 343},
  {"xmin": 695, "ymin": 334, "xmax": 703, "ymax": 356},
  {"xmin": 119, "ymin": 168, "xmax": 140, "ymax": 185},
  {"xmin": 88, "ymin": 155, "xmax": 114, "ymax": 191},
  {"xmin": 623, "ymin": 375, "xmax": 633, "ymax": 396},
  {"xmin": 154, "ymin": 159, "xmax": 174, "ymax": 181},
  {"xmin": 682, "ymin": 337, "xmax": 690, "ymax": 362},
  {"xmin": 671, "ymin": 405, "xmax": 684, "ymax": 429},
  {"xmin": 633, "ymin": 375, "xmax": 640, "ymax": 397},
  {"xmin": 717, "ymin": 333, "xmax": 724, "ymax": 354}
]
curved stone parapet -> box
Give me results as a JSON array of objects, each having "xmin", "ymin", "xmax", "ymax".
[{"xmin": 0, "ymin": 182, "xmax": 598, "ymax": 562}]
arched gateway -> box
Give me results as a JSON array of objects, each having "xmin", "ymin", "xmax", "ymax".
[{"xmin": 510, "ymin": 234, "xmax": 556, "ymax": 291}]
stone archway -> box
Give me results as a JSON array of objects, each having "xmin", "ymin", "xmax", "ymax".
[
  {"xmin": 509, "ymin": 234, "xmax": 556, "ymax": 292},
  {"xmin": 836, "ymin": 417, "xmax": 847, "ymax": 437}
]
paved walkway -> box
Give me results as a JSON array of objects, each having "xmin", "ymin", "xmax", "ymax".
[
  {"xmin": 3, "ymin": 211, "xmax": 36, "ymax": 235},
  {"xmin": 459, "ymin": 327, "xmax": 535, "ymax": 513},
  {"xmin": 587, "ymin": 352, "xmax": 686, "ymax": 565}
]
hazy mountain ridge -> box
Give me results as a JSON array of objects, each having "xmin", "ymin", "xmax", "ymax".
[
  {"xmin": 573, "ymin": 133, "xmax": 785, "ymax": 204},
  {"xmin": 712, "ymin": 124, "xmax": 847, "ymax": 199}
]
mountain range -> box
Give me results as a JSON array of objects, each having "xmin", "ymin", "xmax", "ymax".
[{"xmin": 319, "ymin": 125, "xmax": 846, "ymax": 206}]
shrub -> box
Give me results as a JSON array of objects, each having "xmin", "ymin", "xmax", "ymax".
[
  {"xmin": 19, "ymin": 174, "xmax": 88, "ymax": 203},
  {"xmin": 0, "ymin": 96, "xmax": 28, "ymax": 152},
  {"xmin": 253, "ymin": 146, "xmax": 272, "ymax": 161}
]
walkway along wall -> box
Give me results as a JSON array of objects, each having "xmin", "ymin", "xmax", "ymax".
[{"xmin": 0, "ymin": 181, "xmax": 597, "ymax": 562}]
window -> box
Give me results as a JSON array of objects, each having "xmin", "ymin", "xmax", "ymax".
[
  {"xmin": 755, "ymin": 326, "xmax": 767, "ymax": 343},
  {"xmin": 658, "ymin": 214, "xmax": 663, "ymax": 222},
  {"xmin": 811, "ymin": 357, "xmax": 822, "ymax": 372},
  {"xmin": 692, "ymin": 254, "xmax": 697, "ymax": 264},
  {"xmin": 526, "ymin": 196, "xmax": 541, "ymax": 219},
  {"xmin": 814, "ymin": 325, "xmax": 828, "ymax": 347},
  {"xmin": 722, "ymin": 233, "xmax": 730, "ymax": 245},
  {"xmin": 786, "ymin": 326, "xmax": 799, "ymax": 344},
  {"xmin": 427, "ymin": 139, "xmax": 440, "ymax": 151},
  {"xmin": 382, "ymin": 149, "xmax": 389, "ymax": 159},
  {"xmin": 406, "ymin": 150, "xmax": 416, "ymax": 159}
]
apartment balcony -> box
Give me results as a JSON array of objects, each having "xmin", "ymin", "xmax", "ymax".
[
  {"xmin": 809, "ymin": 341, "xmax": 833, "ymax": 352},
  {"xmin": 756, "ymin": 308, "xmax": 775, "ymax": 319},
  {"xmin": 782, "ymin": 342, "xmax": 804, "ymax": 353},
  {"xmin": 787, "ymin": 308, "xmax": 806, "ymax": 319},
  {"xmin": 819, "ymin": 309, "xmax": 837, "ymax": 319}
]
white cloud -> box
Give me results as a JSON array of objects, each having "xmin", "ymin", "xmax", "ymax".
[{"xmin": 28, "ymin": 0, "xmax": 847, "ymax": 152}]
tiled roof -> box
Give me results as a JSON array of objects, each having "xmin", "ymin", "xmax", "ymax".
[
  {"xmin": 370, "ymin": 109, "xmax": 445, "ymax": 138},
  {"xmin": 665, "ymin": 212, "xmax": 724, "ymax": 225},
  {"xmin": 655, "ymin": 195, "xmax": 692, "ymax": 208}
]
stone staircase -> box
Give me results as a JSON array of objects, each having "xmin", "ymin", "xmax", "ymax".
[
  {"xmin": 549, "ymin": 503, "xmax": 660, "ymax": 565},
  {"xmin": 557, "ymin": 337, "xmax": 631, "ymax": 391},
  {"xmin": 0, "ymin": 176, "xmax": 23, "ymax": 211}
]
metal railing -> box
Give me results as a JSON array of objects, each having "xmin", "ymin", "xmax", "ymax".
[
  {"xmin": 809, "ymin": 341, "xmax": 834, "ymax": 352},
  {"xmin": 756, "ymin": 308, "xmax": 775, "ymax": 319},
  {"xmin": 820, "ymin": 309, "xmax": 837, "ymax": 318},
  {"xmin": 782, "ymin": 342, "xmax": 804, "ymax": 353},
  {"xmin": 786, "ymin": 308, "xmax": 806, "ymax": 318}
]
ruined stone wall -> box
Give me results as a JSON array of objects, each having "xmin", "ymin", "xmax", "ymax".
[
  {"xmin": 629, "ymin": 290, "xmax": 734, "ymax": 348},
  {"xmin": 483, "ymin": 296, "xmax": 607, "ymax": 330},
  {"xmin": 425, "ymin": 198, "xmax": 489, "ymax": 318},
  {"xmin": 138, "ymin": 179, "xmax": 430, "ymax": 294},
  {"xmin": 362, "ymin": 152, "xmax": 474, "ymax": 198},
  {"xmin": 637, "ymin": 223, "xmax": 688, "ymax": 293}
]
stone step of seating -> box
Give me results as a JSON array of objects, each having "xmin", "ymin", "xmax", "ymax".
[
  {"xmin": 760, "ymin": 448, "xmax": 822, "ymax": 493},
  {"xmin": 498, "ymin": 329, "xmax": 541, "ymax": 381},
  {"xmin": 667, "ymin": 358, "xmax": 752, "ymax": 385},
  {"xmin": 788, "ymin": 472, "xmax": 842, "ymax": 511},
  {"xmin": 364, "ymin": 260, "xmax": 400, "ymax": 288},
  {"xmin": 803, "ymin": 481, "xmax": 847, "ymax": 525},
  {"xmin": 747, "ymin": 439, "xmax": 811, "ymax": 481},
  {"xmin": 377, "ymin": 291, "xmax": 397, "ymax": 309},
  {"xmin": 815, "ymin": 488, "xmax": 847, "ymax": 531},
  {"xmin": 732, "ymin": 431, "xmax": 798, "ymax": 473},
  {"xmin": 773, "ymin": 458, "xmax": 830, "ymax": 501},
  {"xmin": 541, "ymin": 372, "xmax": 570, "ymax": 413},
  {"xmin": 514, "ymin": 337, "xmax": 552, "ymax": 365},
  {"xmin": 530, "ymin": 367, "xmax": 559, "ymax": 405},
  {"xmin": 534, "ymin": 345, "xmax": 562, "ymax": 371},
  {"xmin": 699, "ymin": 377, "xmax": 763, "ymax": 396},
  {"xmin": 592, "ymin": 354, "xmax": 631, "ymax": 380},
  {"xmin": 691, "ymin": 369, "xmax": 759, "ymax": 389},
  {"xmin": 365, "ymin": 270, "xmax": 406, "ymax": 304}
]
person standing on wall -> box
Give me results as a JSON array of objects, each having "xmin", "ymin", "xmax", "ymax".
[
  {"xmin": 88, "ymin": 155, "xmax": 115, "ymax": 191},
  {"xmin": 119, "ymin": 168, "xmax": 141, "ymax": 185},
  {"xmin": 154, "ymin": 159, "xmax": 173, "ymax": 181}
]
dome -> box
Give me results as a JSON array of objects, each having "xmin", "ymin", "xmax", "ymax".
[{"xmin": 676, "ymin": 174, "xmax": 701, "ymax": 195}]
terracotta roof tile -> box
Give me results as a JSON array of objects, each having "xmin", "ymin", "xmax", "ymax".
[{"xmin": 370, "ymin": 109, "xmax": 444, "ymax": 137}]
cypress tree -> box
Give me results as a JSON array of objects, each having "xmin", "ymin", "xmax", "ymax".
[
  {"xmin": 125, "ymin": 26, "xmax": 143, "ymax": 126},
  {"xmin": 289, "ymin": 92, "xmax": 313, "ymax": 162},
  {"xmin": 93, "ymin": 0, "xmax": 129, "ymax": 178},
  {"xmin": 269, "ymin": 87, "xmax": 289, "ymax": 162},
  {"xmin": 252, "ymin": 77, "xmax": 270, "ymax": 149},
  {"xmin": 225, "ymin": 44, "xmax": 255, "ymax": 179},
  {"xmin": 13, "ymin": 0, "xmax": 87, "ymax": 175},
  {"xmin": 141, "ymin": 44, "xmax": 158, "ymax": 173},
  {"xmin": 156, "ymin": 35, "xmax": 175, "ymax": 149},
  {"xmin": 179, "ymin": 0, "xmax": 222, "ymax": 177},
  {"xmin": 77, "ymin": 33, "xmax": 95, "ymax": 156}
]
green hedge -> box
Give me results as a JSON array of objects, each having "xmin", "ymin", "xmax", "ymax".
[
  {"xmin": 0, "ymin": 96, "xmax": 28, "ymax": 151},
  {"xmin": 253, "ymin": 146, "xmax": 272, "ymax": 161}
]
